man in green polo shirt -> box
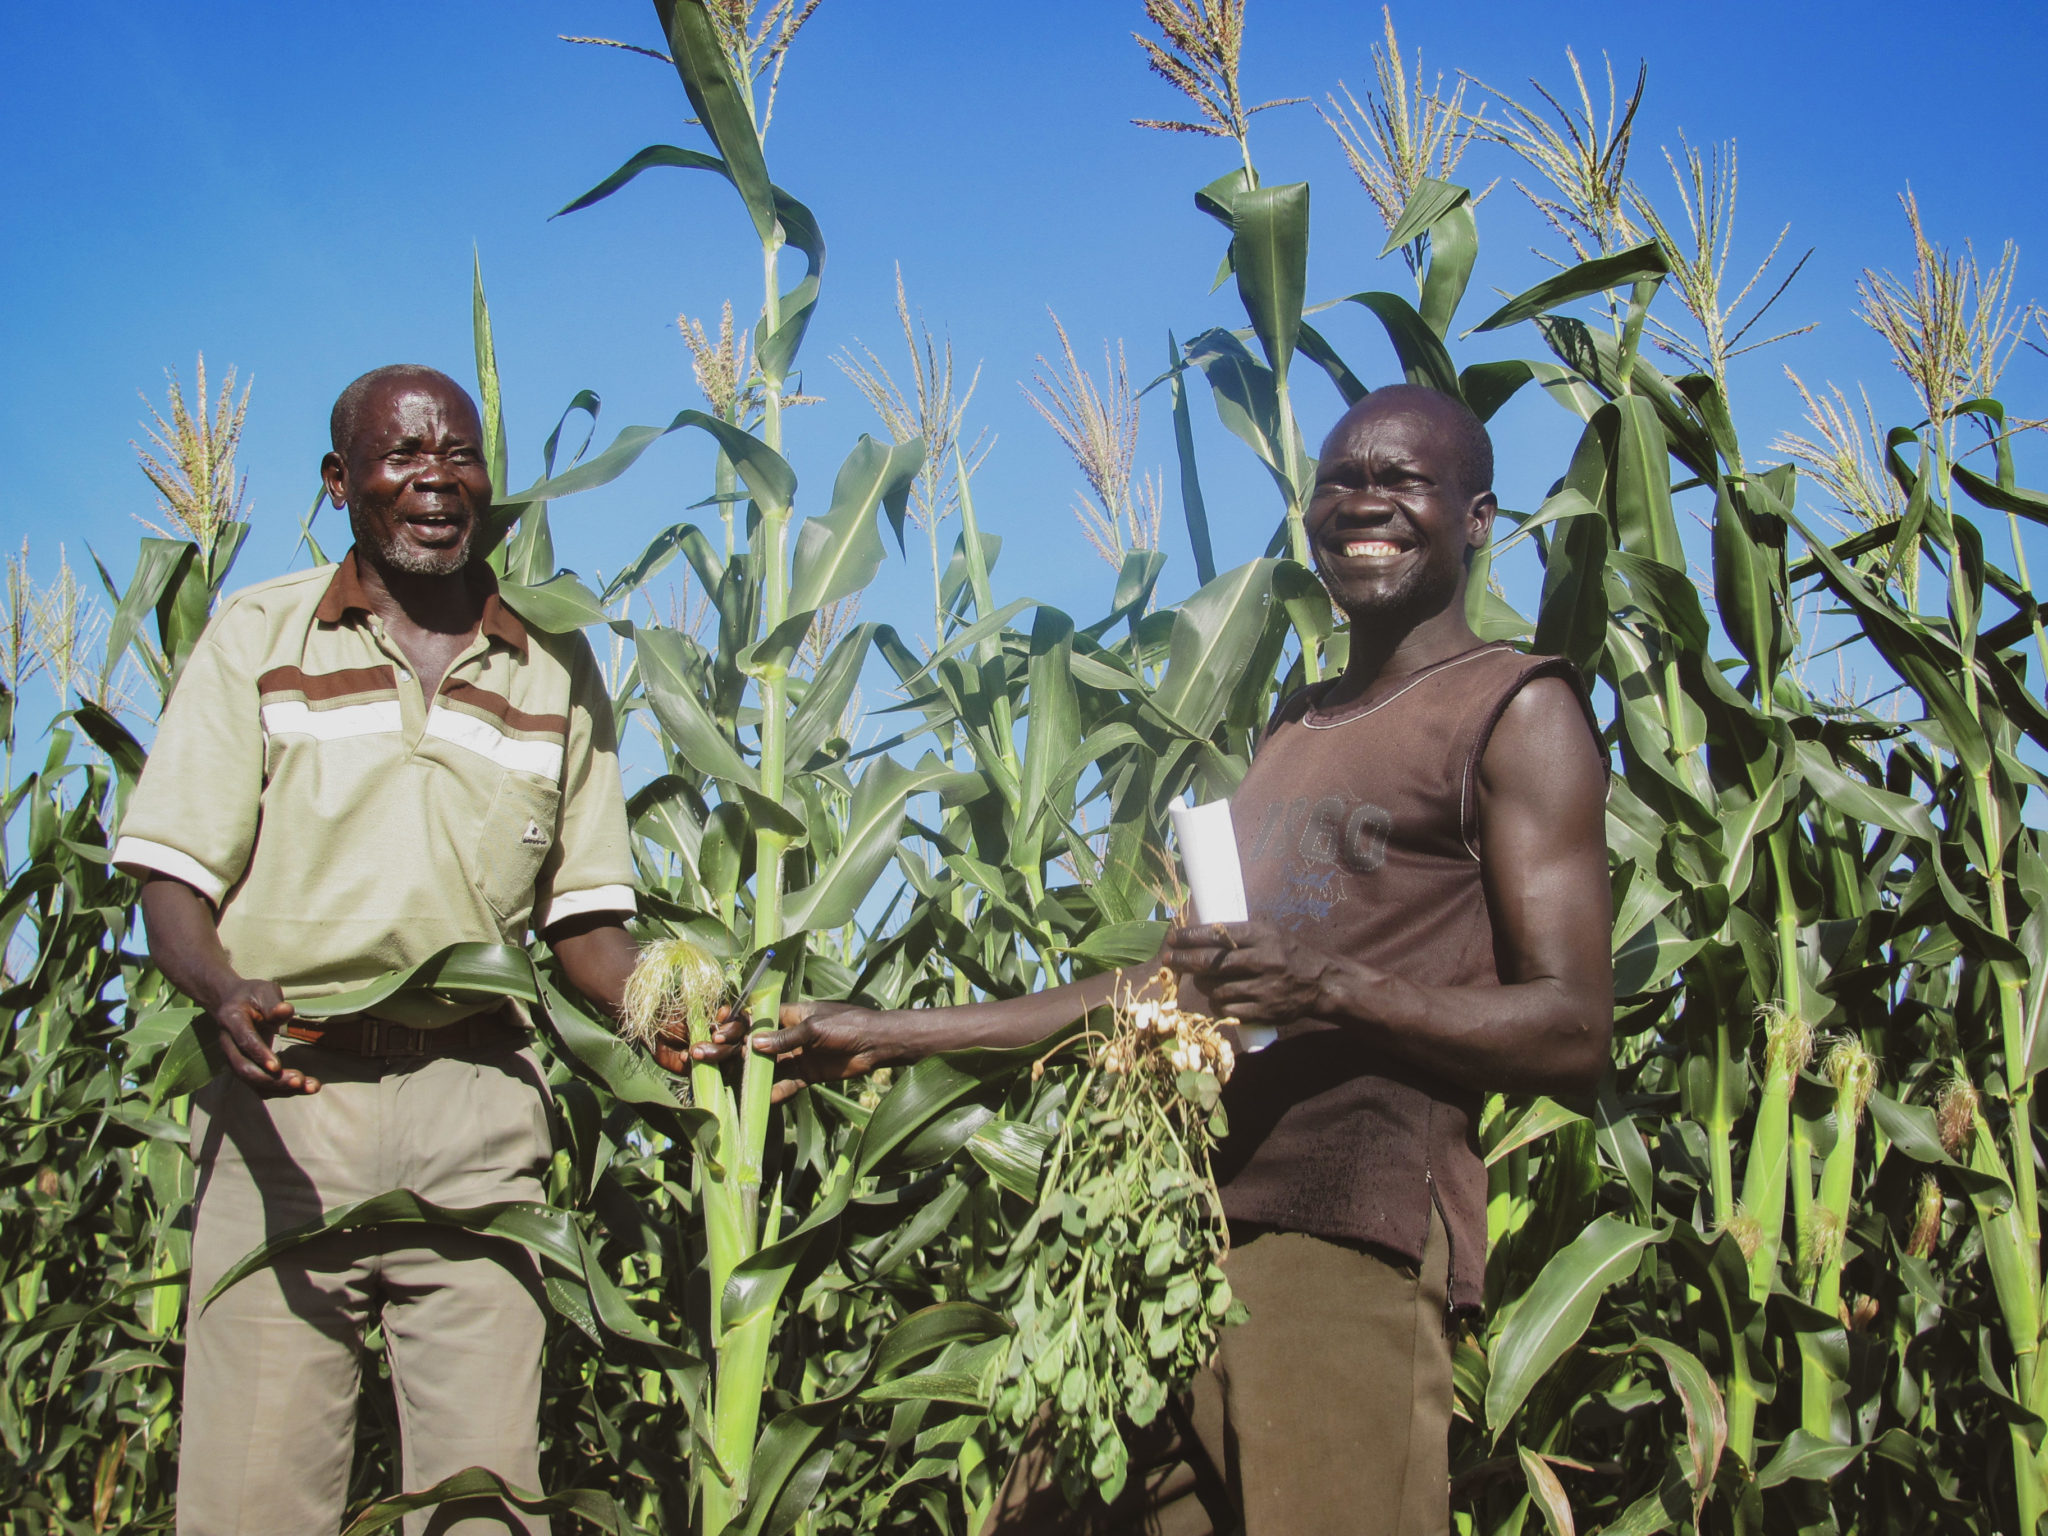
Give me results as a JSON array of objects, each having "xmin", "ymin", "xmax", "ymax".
[{"xmin": 114, "ymin": 365, "xmax": 643, "ymax": 1536}]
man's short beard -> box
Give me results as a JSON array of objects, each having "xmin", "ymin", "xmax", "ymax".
[
  {"xmin": 1320, "ymin": 558, "xmax": 1462, "ymax": 631},
  {"xmin": 350, "ymin": 507, "xmax": 475, "ymax": 576}
]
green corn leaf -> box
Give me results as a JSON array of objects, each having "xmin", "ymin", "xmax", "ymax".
[
  {"xmin": 497, "ymin": 571, "xmax": 619, "ymax": 635},
  {"xmin": 855, "ymin": 1033, "xmax": 1072, "ymax": 1179},
  {"xmin": 858, "ymin": 1372, "xmax": 989, "ymax": 1407},
  {"xmin": 537, "ymin": 966, "xmax": 714, "ymax": 1123},
  {"xmin": 1754, "ymin": 1429, "xmax": 1863, "ymax": 1489},
  {"xmin": 1338, "ymin": 291, "xmax": 1461, "ymax": 397},
  {"xmin": 553, "ymin": 142, "xmax": 728, "ymax": 219},
  {"xmin": 1017, "ymin": 608, "xmax": 1080, "ymax": 851},
  {"xmin": 1627, "ymin": 1335, "xmax": 1726, "ymax": 1510},
  {"xmin": 788, "ymin": 434, "xmax": 925, "ymax": 614},
  {"xmin": 1181, "ymin": 328, "xmax": 1292, "ymax": 502},
  {"xmin": 777, "ymin": 755, "xmax": 979, "ymax": 939},
  {"xmin": 1516, "ymin": 1446, "xmax": 1575, "ymax": 1536},
  {"xmin": 653, "ymin": 0, "xmax": 776, "ymax": 245},
  {"xmin": 870, "ymin": 1302, "xmax": 1010, "ymax": 1384},
  {"xmin": 737, "ymin": 611, "xmax": 817, "ymax": 682},
  {"xmin": 755, "ymin": 188, "xmax": 825, "ymax": 385},
  {"xmin": 106, "ymin": 539, "xmax": 195, "ymax": 695},
  {"xmin": 637, "ymin": 626, "xmax": 758, "ymax": 788},
  {"xmin": 967, "ymin": 1118, "xmax": 1053, "ymax": 1199},
  {"xmin": 1486, "ymin": 1215, "xmax": 1663, "ymax": 1441},
  {"xmin": 1612, "ymin": 395, "xmax": 1684, "ymax": 570},
  {"xmin": 471, "ymin": 251, "xmax": 509, "ymax": 499},
  {"xmin": 1458, "ymin": 358, "xmax": 1600, "ymax": 425},
  {"xmin": 1485, "ymin": 1097, "xmax": 1589, "ymax": 1166},
  {"xmin": 1533, "ymin": 510, "xmax": 1611, "ymax": 674},
  {"xmin": 338, "ymin": 1465, "xmax": 624, "ymax": 1536},
  {"xmin": 1785, "ymin": 505, "xmax": 1993, "ymax": 777},
  {"xmin": 1381, "ymin": 176, "xmax": 1470, "ymax": 257},
  {"xmin": 1794, "ymin": 740, "xmax": 1937, "ymax": 842},
  {"xmin": 1471, "ymin": 240, "xmax": 1669, "ymax": 333},
  {"xmin": 1165, "ymin": 330, "xmax": 1218, "ymax": 586},
  {"xmin": 1713, "ymin": 477, "xmax": 1785, "ymax": 686},
  {"xmin": 1229, "ymin": 181, "xmax": 1309, "ymax": 385},
  {"xmin": 502, "ymin": 410, "xmax": 793, "ymax": 520},
  {"xmin": 1611, "ymin": 913, "xmax": 1701, "ymax": 996},
  {"xmin": 1866, "ymin": 1091, "xmax": 2013, "ymax": 1211},
  {"xmin": 1148, "ymin": 559, "xmax": 1277, "ymax": 740},
  {"xmin": 284, "ymin": 942, "xmax": 538, "ymax": 1022},
  {"xmin": 603, "ymin": 520, "xmax": 716, "ymax": 604},
  {"xmin": 200, "ymin": 1190, "xmax": 583, "ymax": 1311},
  {"xmin": 737, "ymin": 1402, "xmax": 843, "ymax": 1536},
  {"xmin": 786, "ymin": 622, "xmax": 875, "ymax": 770},
  {"xmin": 147, "ymin": 1019, "xmax": 225, "ymax": 1109}
]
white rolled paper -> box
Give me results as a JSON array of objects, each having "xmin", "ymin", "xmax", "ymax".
[{"xmin": 1167, "ymin": 796, "xmax": 1276, "ymax": 1052}]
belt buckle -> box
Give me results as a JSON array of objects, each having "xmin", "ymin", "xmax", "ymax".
[{"xmin": 368, "ymin": 1019, "xmax": 428, "ymax": 1057}]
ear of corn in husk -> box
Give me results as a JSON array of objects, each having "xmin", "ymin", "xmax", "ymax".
[{"xmin": 619, "ymin": 938, "xmax": 727, "ymax": 1048}]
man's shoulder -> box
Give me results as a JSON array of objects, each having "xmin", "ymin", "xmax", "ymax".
[
  {"xmin": 210, "ymin": 565, "xmax": 337, "ymax": 627},
  {"xmin": 192, "ymin": 566, "xmax": 336, "ymax": 663}
]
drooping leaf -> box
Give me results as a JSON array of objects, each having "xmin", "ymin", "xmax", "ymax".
[{"xmin": 1485, "ymin": 1216, "xmax": 1663, "ymax": 1440}]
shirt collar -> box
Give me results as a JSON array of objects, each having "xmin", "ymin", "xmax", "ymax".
[{"xmin": 315, "ymin": 548, "xmax": 530, "ymax": 658}]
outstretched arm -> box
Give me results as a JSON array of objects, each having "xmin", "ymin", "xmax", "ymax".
[
  {"xmin": 1162, "ymin": 677, "xmax": 1613, "ymax": 1096},
  {"xmin": 727, "ymin": 968, "xmax": 1137, "ymax": 1103}
]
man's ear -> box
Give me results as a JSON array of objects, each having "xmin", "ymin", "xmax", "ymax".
[
  {"xmin": 1467, "ymin": 491, "xmax": 1499, "ymax": 549},
  {"xmin": 321, "ymin": 450, "xmax": 349, "ymax": 512}
]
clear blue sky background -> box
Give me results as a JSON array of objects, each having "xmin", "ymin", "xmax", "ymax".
[{"xmin": 7, "ymin": 0, "xmax": 2048, "ymax": 730}]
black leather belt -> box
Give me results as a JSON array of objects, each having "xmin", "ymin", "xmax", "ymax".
[{"xmin": 281, "ymin": 1006, "xmax": 524, "ymax": 1058}]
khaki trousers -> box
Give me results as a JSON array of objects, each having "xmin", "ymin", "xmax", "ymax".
[
  {"xmin": 986, "ymin": 1207, "xmax": 1454, "ymax": 1536},
  {"xmin": 177, "ymin": 1041, "xmax": 555, "ymax": 1536}
]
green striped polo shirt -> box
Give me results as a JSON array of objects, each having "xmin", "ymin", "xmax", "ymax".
[{"xmin": 113, "ymin": 549, "xmax": 636, "ymax": 1025}]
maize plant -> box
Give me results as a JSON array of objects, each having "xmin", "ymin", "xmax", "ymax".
[{"xmin": 10, "ymin": 4, "xmax": 2048, "ymax": 1535}]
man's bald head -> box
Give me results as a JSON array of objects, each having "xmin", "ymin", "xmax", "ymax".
[
  {"xmin": 330, "ymin": 365, "xmax": 478, "ymax": 457},
  {"xmin": 1321, "ymin": 384, "xmax": 1493, "ymax": 504}
]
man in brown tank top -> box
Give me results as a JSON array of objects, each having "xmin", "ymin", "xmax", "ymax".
[{"xmin": 722, "ymin": 384, "xmax": 1615, "ymax": 1535}]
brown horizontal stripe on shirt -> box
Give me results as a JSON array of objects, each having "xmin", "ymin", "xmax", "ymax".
[
  {"xmin": 257, "ymin": 664, "xmax": 399, "ymax": 703},
  {"xmin": 440, "ymin": 678, "xmax": 568, "ymax": 738}
]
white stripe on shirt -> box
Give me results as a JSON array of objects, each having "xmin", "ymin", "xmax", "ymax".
[
  {"xmin": 260, "ymin": 698, "xmax": 405, "ymax": 742},
  {"xmin": 424, "ymin": 706, "xmax": 566, "ymax": 780}
]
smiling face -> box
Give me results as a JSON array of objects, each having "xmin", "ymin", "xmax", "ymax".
[
  {"xmin": 322, "ymin": 375, "xmax": 492, "ymax": 578},
  {"xmin": 1306, "ymin": 390, "xmax": 1496, "ymax": 629}
]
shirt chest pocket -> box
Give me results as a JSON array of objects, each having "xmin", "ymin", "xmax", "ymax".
[{"xmin": 473, "ymin": 771, "xmax": 563, "ymax": 924}]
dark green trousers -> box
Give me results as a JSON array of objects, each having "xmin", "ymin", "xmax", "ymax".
[{"xmin": 985, "ymin": 1207, "xmax": 1453, "ymax": 1536}]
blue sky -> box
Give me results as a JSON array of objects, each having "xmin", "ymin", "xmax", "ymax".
[{"xmin": 7, "ymin": 0, "xmax": 2048, "ymax": 726}]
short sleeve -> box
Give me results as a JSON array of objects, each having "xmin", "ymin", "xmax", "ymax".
[
  {"xmin": 112, "ymin": 612, "xmax": 264, "ymax": 904},
  {"xmin": 531, "ymin": 636, "xmax": 637, "ymax": 931}
]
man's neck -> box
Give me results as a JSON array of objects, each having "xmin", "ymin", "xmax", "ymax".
[
  {"xmin": 1331, "ymin": 593, "xmax": 1483, "ymax": 703},
  {"xmin": 354, "ymin": 551, "xmax": 483, "ymax": 639}
]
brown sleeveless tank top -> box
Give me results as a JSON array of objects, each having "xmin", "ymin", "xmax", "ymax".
[{"xmin": 1200, "ymin": 643, "xmax": 1593, "ymax": 1314}]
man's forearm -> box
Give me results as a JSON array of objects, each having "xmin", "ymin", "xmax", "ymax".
[
  {"xmin": 545, "ymin": 915, "xmax": 641, "ymax": 1021},
  {"xmin": 1313, "ymin": 961, "xmax": 1609, "ymax": 1096},
  {"xmin": 863, "ymin": 968, "xmax": 1130, "ymax": 1063},
  {"xmin": 139, "ymin": 876, "xmax": 247, "ymax": 1010}
]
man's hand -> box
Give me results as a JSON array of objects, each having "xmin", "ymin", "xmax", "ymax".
[
  {"xmin": 743, "ymin": 1001, "xmax": 898, "ymax": 1104},
  {"xmin": 211, "ymin": 979, "xmax": 319, "ymax": 1096},
  {"xmin": 648, "ymin": 1002, "xmax": 748, "ymax": 1075},
  {"xmin": 1162, "ymin": 919, "xmax": 1336, "ymax": 1028}
]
